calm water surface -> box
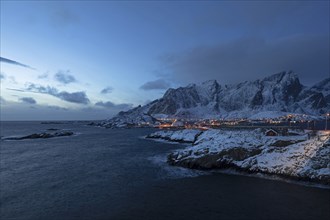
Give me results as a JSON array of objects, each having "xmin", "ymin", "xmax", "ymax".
[{"xmin": 1, "ymin": 121, "xmax": 329, "ymax": 220}]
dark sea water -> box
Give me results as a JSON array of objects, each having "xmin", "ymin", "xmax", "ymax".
[{"xmin": 1, "ymin": 121, "xmax": 329, "ymax": 220}]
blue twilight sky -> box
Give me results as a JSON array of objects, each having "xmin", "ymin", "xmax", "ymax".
[{"xmin": 0, "ymin": 1, "xmax": 329, "ymax": 120}]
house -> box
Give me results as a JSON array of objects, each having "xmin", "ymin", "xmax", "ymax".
[{"xmin": 265, "ymin": 129, "xmax": 279, "ymax": 136}]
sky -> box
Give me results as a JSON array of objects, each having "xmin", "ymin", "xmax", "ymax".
[{"xmin": 0, "ymin": 1, "xmax": 329, "ymax": 120}]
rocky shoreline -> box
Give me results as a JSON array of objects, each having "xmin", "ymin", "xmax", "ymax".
[{"xmin": 148, "ymin": 129, "xmax": 330, "ymax": 185}]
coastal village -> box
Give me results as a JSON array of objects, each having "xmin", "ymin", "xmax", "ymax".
[
  {"xmin": 146, "ymin": 124, "xmax": 330, "ymax": 185},
  {"xmin": 143, "ymin": 113, "xmax": 330, "ymax": 132},
  {"xmin": 144, "ymin": 113, "xmax": 330, "ymax": 185}
]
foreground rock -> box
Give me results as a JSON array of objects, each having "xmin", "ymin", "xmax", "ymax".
[
  {"xmin": 3, "ymin": 131, "xmax": 74, "ymax": 140},
  {"xmin": 149, "ymin": 129, "xmax": 330, "ymax": 184},
  {"xmin": 146, "ymin": 129, "xmax": 202, "ymax": 143}
]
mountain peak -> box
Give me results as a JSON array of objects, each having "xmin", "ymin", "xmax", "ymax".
[
  {"xmin": 201, "ymin": 79, "xmax": 218, "ymax": 86},
  {"xmin": 199, "ymin": 79, "xmax": 219, "ymax": 92},
  {"xmin": 262, "ymin": 70, "xmax": 298, "ymax": 82}
]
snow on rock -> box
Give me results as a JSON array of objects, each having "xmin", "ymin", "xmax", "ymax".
[
  {"xmin": 147, "ymin": 129, "xmax": 202, "ymax": 143},
  {"xmin": 244, "ymin": 136, "xmax": 329, "ymax": 181},
  {"xmin": 150, "ymin": 129, "xmax": 330, "ymax": 184}
]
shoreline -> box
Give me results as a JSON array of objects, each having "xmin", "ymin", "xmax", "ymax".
[
  {"xmin": 168, "ymin": 156, "xmax": 330, "ymax": 187},
  {"xmin": 146, "ymin": 128, "xmax": 330, "ymax": 186}
]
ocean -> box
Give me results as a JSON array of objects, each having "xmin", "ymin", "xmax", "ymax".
[{"xmin": 1, "ymin": 121, "xmax": 329, "ymax": 220}]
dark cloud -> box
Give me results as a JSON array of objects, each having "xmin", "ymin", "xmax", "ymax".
[
  {"xmin": 26, "ymin": 83, "xmax": 90, "ymax": 104},
  {"xmin": 54, "ymin": 70, "xmax": 76, "ymax": 84},
  {"xmin": 56, "ymin": 91, "xmax": 89, "ymax": 104},
  {"xmin": 20, "ymin": 97, "xmax": 37, "ymax": 104},
  {"xmin": 100, "ymin": 86, "xmax": 113, "ymax": 94},
  {"xmin": 159, "ymin": 35, "xmax": 329, "ymax": 85},
  {"xmin": 26, "ymin": 83, "xmax": 58, "ymax": 95},
  {"xmin": 0, "ymin": 57, "xmax": 35, "ymax": 70},
  {"xmin": 140, "ymin": 79, "xmax": 171, "ymax": 90},
  {"xmin": 95, "ymin": 101, "xmax": 133, "ymax": 110}
]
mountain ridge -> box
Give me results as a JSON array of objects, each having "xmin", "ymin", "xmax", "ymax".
[{"xmin": 102, "ymin": 71, "xmax": 329, "ymax": 128}]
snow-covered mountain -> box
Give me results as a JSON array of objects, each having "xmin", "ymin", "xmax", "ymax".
[{"xmin": 102, "ymin": 71, "xmax": 329, "ymax": 127}]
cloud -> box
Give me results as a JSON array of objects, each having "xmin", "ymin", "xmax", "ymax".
[
  {"xmin": 26, "ymin": 83, "xmax": 90, "ymax": 104},
  {"xmin": 6, "ymin": 88, "xmax": 26, "ymax": 92},
  {"xmin": 38, "ymin": 72, "xmax": 49, "ymax": 79},
  {"xmin": 0, "ymin": 96, "xmax": 6, "ymax": 104},
  {"xmin": 95, "ymin": 101, "xmax": 133, "ymax": 110},
  {"xmin": 54, "ymin": 70, "xmax": 76, "ymax": 84},
  {"xmin": 47, "ymin": 105, "xmax": 68, "ymax": 111},
  {"xmin": 56, "ymin": 91, "xmax": 89, "ymax": 104},
  {"xmin": 26, "ymin": 83, "xmax": 58, "ymax": 94},
  {"xmin": 143, "ymin": 100, "xmax": 153, "ymax": 105},
  {"xmin": 95, "ymin": 101, "xmax": 115, "ymax": 108},
  {"xmin": 0, "ymin": 57, "xmax": 35, "ymax": 70},
  {"xmin": 8, "ymin": 76, "xmax": 18, "ymax": 84},
  {"xmin": 0, "ymin": 72, "xmax": 5, "ymax": 80},
  {"xmin": 158, "ymin": 35, "xmax": 329, "ymax": 85},
  {"xmin": 0, "ymin": 101, "xmax": 83, "ymax": 121},
  {"xmin": 100, "ymin": 86, "xmax": 113, "ymax": 94},
  {"xmin": 0, "ymin": 104, "xmax": 113, "ymax": 120},
  {"xmin": 140, "ymin": 79, "xmax": 171, "ymax": 90},
  {"xmin": 0, "ymin": 97, "xmax": 130, "ymax": 121},
  {"xmin": 20, "ymin": 97, "xmax": 37, "ymax": 104}
]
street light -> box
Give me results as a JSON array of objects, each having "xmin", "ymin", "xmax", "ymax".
[{"xmin": 326, "ymin": 113, "xmax": 330, "ymax": 131}]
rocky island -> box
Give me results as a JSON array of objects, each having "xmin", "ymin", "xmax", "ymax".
[{"xmin": 2, "ymin": 130, "xmax": 74, "ymax": 140}]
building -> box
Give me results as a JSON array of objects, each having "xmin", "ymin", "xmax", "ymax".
[{"xmin": 265, "ymin": 129, "xmax": 279, "ymax": 136}]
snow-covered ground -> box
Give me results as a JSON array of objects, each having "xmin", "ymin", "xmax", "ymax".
[
  {"xmin": 146, "ymin": 129, "xmax": 202, "ymax": 143},
  {"xmin": 148, "ymin": 128, "xmax": 330, "ymax": 184}
]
